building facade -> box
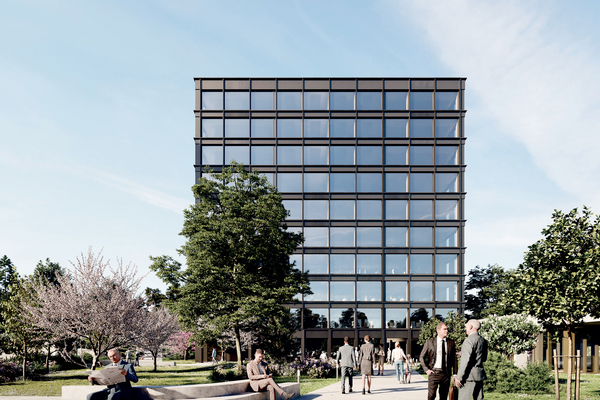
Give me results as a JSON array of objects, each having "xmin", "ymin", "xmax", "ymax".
[{"xmin": 194, "ymin": 77, "xmax": 466, "ymax": 357}]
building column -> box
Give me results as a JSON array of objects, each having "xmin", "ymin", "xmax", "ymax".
[
  {"xmin": 534, "ymin": 333, "xmax": 544, "ymax": 362},
  {"xmin": 582, "ymin": 338, "xmax": 588, "ymax": 372},
  {"xmin": 592, "ymin": 344, "xmax": 599, "ymax": 374},
  {"xmin": 546, "ymin": 332, "xmax": 553, "ymax": 368}
]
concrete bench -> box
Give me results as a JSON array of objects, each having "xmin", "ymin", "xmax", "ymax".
[{"xmin": 62, "ymin": 380, "xmax": 299, "ymax": 400}]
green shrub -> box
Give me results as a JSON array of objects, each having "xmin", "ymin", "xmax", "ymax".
[
  {"xmin": 483, "ymin": 352, "xmax": 552, "ymax": 394},
  {"xmin": 210, "ymin": 366, "xmax": 246, "ymax": 382},
  {"xmin": 521, "ymin": 361, "xmax": 552, "ymax": 394}
]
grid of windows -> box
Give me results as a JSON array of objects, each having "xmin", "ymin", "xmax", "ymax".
[{"xmin": 195, "ymin": 78, "xmax": 465, "ymax": 349}]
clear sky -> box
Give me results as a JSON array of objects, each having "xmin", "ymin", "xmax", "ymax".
[{"xmin": 1, "ymin": 0, "xmax": 599, "ymax": 292}]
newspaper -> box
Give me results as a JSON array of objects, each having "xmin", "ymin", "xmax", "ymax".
[{"xmin": 86, "ymin": 366, "xmax": 127, "ymax": 386}]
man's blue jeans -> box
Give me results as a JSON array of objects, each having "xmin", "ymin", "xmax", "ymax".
[{"xmin": 394, "ymin": 361, "xmax": 404, "ymax": 381}]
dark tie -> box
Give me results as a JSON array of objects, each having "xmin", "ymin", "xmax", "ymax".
[{"xmin": 441, "ymin": 340, "xmax": 447, "ymax": 373}]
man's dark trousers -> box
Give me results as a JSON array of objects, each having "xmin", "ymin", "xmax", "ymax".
[
  {"xmin": 87, "ymin": 384, "xmax": 132, "ymax": 400},
  {"xmin": 427, "ymin": 369, "xmax": 450, "ymax": 400},
  {"xmin": 341, "ymin": 366, "xmax": 353, "ymax": 392}
]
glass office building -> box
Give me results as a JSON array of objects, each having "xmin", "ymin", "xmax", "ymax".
[{"xmin": 194, "ymin": 78, "xmax": 466, "ymax": 357}]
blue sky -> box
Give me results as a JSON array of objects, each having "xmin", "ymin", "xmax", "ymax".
[{"xmin": 1, "ymin": 0, "xmax": 599, "ymax": 291}]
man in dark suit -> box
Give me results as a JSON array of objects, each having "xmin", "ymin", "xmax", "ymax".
[
  {"xmin": 336, "ymin": 336, "xmax": 357, "ymax": 394},
  {"xmin": 453, "ymin": 319, "xmax": 488, "ymax": 400},
  {"xmin": 87, "ymin": 348, "xmax": 138, "ymax": 400},
  {"xmin": 419, "ymin": 322, "xmax": 456, "ymax": 400}
]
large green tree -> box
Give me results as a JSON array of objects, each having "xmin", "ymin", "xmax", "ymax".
[
  {"xmin": 464, "ymin": 264, "xmax": 511, "ymax": 319},
  {"xmin": 501, "ymin": 207, "xmax": 600, "ymax": 399},
  {"xmin": 0, "ymin": 255, "xmax": 18, "ymax": 352},
  {"xmin": 155, "ymin": 164, "xmax": 310, "ymax": 369}
]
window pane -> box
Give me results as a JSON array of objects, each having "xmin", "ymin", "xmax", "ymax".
[
  {"xmin": 357, "ymin": 92, "xmax": 381, "ymax": 110},
  {"xmin": 251, "ymin": 146, "xmax": 274, "ymax": 165},
  {"xmin": 277, "ymin": 92, "xmax": 301, "ymax": 110},
  {"xmin": 410, "ymin": 146, "xmax": 433, "ymax": 165},
  {"xmin": 225, "ymin": 119, "xmax": 249, "ymax": 137},
  {"xmin": 304, "ymin": 308, "xmax": 328, "ymax": 328},
  {"xmin": 385, "ymin": 173, "xmax": 407, "ymax": 193},
  {"xmin": 251, "ymin": 119, "xmax": 274, "ymax": 137},
  {"xmin": 225, "ymin": 92, "xmax": 249, "ymax": 110},
  {"xmin": 385, "ymin": 92, "xmax": 408, "ymax": 110},
  {"xmin": 410, "ymin": 119, "xmax": 433, "ymax": 137},
  {"xmin": 384, "ymin": 119, "xmax": 408, "ymax": 137},
  {"xmin": 385, "ymin": 254, "xmax": 407, "ymax": 275},
  {"xmin": 331, "ymin": 146, "xmax": 355, "ymax": 165},
  {"xmin": 330, "ymin": 92, "xmax": 355, "ymax": 110},
  {"xmin": 435, "ymin": 92, "xmax": 458, "ymax": 110},
  {"xmin": 330, "ymin": 227, "xmax": 355, "ymax": 247},
  {"xmin": 330, "ymin": 119, "xmax": 355, "ymax": 137},
  {"xmin": 410, "ymin": 227, "xmax": 433, "ymax": 247},
  {"xmin": 357, "ymin": 173, "xmax": 381, "ymax": 192},
  {"xmin": 386, "ymin": 308, "xmax": 407, "ymax": 328},
  {"xmin": 331, "ymin": 282, "xmax": 355, "ymax": 301},
  {"xmin": 436, "ymin": 282, "xmax": 458, "ymax": 301},
  {"xmin": 282, "ymin": 200, "xmax": 302, "ymax": 220},
  {"xmin": 251, "ymin": 92, "xmax": 274, "ymax": 110},
  {"xmin": 435, "ymin": 146, "xmax": 458, "ymax": 165},
  {"xmin": 304, "ymin": 227, "xmax": 329, "ymax": 247},
  {"xmin": 201, "ymin": 146, "xmax": 223, "ymax": 165},
  {"xmin": 202, "ymin": 119, "xmax": 223, "ymax": 137},
  {"xmin": 384, "ymin": 146, "xmax": 407, "ymax": 165},
  {"xmin": 330, "ymin": 307, "xmax": 355, "ymax": 328},
  {"xmin": 304, "ymin": 92, "xmax": 328, "ymax": 110},
  {"xmin": 385, "ymin": 227, "xmax": 407, "ymax": 247},
  {"xmin": 262, "ymin": 172, "xmax": 274, "ymax": 186},
  {"xmin": 357, "ymin": 308, "xmax": 381, "ymax": 328},
  {"xmin": 357, "ymin": 254, "xmax": 381, "ymax": 274},
  {"xmin": 330, "ymin": 173, "xmax": 355, "ymax": 192},
  {"xmin": 304, "ymin": 200, "xmax": 328, "ymax": 220},
  {"xmin": 385, "ymin": 200, "xmax": 407, "ymax": 219},
  {"xmin": 201, "ymin": 92, "xmax": 222, "ymax": 110},
  {"xmin": 436, "ymin": 200, "xmax": 458, "ymax": 220},
  {"xmin": 410, "ymin": 92, "xmax": 432, "ymax": 110},
  {"xmin": 410, "ymin": 173, "xmax": 433, "ymax": 192},
  {"xmin": 304, "ymin": 146, "xmax": 328, "ymax": 165},
  {"xmin": 304, "ymin": 254, "xmax": 328, "ymax": 274},
  {"xmin": 277, "ymin": 146, "xmax": 302, "ymax": 165},
  {"xmin": 410, "ymin": 254, "xmax": 433, "ymax": 274},
  {"xmin": 357, "ymin": 119, "xmax": 381, "ymax": 138},
  {"xmin": 330, "ymin": 254, "xmax": 355, "ymax": 274},
  {"xmin": 436, "ymin": 173, "xmax": 458, "ymax": 193},
  {"xmin": 436, "ymin": 119, "xmax": 458, "ymax": 138},
  {"xmin": 290, "ymin": 254, "xmax": 302, "ymax": 271},
  {"xmin": 277, "ymin": 119, "xmax": 302, "ymax": 137},
  {"xmin": 410, "ymin": 200, "xmax": 433, "ymax": 220},
  {"xmin": 410, "ymin": 282, "xmax": 433, "ymax": 301},
  {"xmin": 305, "ymin": 281, "xmax": 328, "ymax": 301},
  {"xmin": 357, "ymin": 227, "xmax": 381, "ymax": 247},
  {"xmin": 386, "ymin": 282, "xmax": 407, "ymax": 301},
  {"xmin": 357, "ymin": 200, "xmax": 381, "ymax": 219},
  {"xmin": 411, "ymin": 307, "xmax": 432, "ymax": 328},
  {"xmin": 436, "ymin": 227, "xmax": 458, "ymax": 247},
  {"xmin": 357, "ymin": 146, "xmax": 381, "ymax": 165},
  {"xmin": 435, "ymin": 308, "xmax": 457, "ymax": 321},
  {"xmin": 330, "ymin": 200, "xmax": 355, "ymax": 219},
  {"xmin": 357, "ymin": 282, "xmax": 381, "ymax": 302},
  {"xmin": 304, "ymin": 173, "xmax": 328, "ymax": 192},
  {"xmin": 436, "ymin": 254, "xmax": 457, "ymax": 274},
  {"xmin": 304, "ymin": 119, "xmax": 328, "ymax": 138},
  {"xmin": 277, "ymin": 173, "xmax": 302, "ymax": 192},
  {"xmin": 224, "ymin": 146, "xmax": 249, "ymax": 164}
]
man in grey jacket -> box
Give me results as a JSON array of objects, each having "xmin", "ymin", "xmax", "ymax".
[
  {"xmin": 453, "ymin": 319, "xmax": 488, "ymax": 400},
  {"xmin": 336, "ymin": 336, "xmax": 357, "ymax": 394}
]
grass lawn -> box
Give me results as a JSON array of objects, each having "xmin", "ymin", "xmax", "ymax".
[{"xmin": 0, "ymin": 363, "xmax": 336, "ymax": 397}]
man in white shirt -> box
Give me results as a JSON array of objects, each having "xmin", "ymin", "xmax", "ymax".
[{"xmin": 419, "ymin": 323, "xmax": 457, "ymax": 400}]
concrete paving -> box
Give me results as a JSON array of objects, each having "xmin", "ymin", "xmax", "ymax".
[{"xmin": 298, "ymin": 367, "xmax": 433, "ymax": 400}]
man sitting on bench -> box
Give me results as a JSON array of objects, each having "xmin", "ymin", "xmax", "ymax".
[{"xmin": 247, "ymin": 349, "xmax": 294, "ymax": 400}]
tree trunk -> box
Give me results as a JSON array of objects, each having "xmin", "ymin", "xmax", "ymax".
[
  {"xmin": 22, "ymin": 342, "xmax": 27, "ymax": 381},
  {"xmin": 566, "ymin": 326, "xmax": 573, "ymax": 400},
  {"xmin": 153, "ymin": 352, "xmax": 158, "ymax": 372},
  {"xmin": 91, "ymin": 354, "xmax": 98, "ymax": 370},
  {"xmin": 45, "ymin": 342, "xmax": 51, "ymax": 374},
  {"xmin": 234, "ymin": 325, "xmax": 242, "ymax": 371}
]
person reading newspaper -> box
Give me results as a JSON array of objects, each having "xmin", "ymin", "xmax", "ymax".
[{"xmin": 87, "ymin": 349, "xmax": 138, "ymax": 400}]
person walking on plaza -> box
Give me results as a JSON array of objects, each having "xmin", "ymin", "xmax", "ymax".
[
  {"xmin": 376, "ymin": 346, "xmax": 385, "ymax": 375},
  {"xmin": 212, "ymin": 348, "xmax": 217, "ymax": 363},
  {"xmin": 420, "ymin": 322, "xmax": 457, "ymax": 400},
  {"xmin": 404, "ymin": 353, "xmax": 412, "ymax": 383},
  {"xmin": 387, "ymin": 346, "xmax": 392, "ymax": 365},
  {"xmin": 358, "ymin": 335, "xmax": 377, "ymax": 394},
  {"xmin": 247, "ymin": 349, "xmax": 294, "ymax": 400},
  {"xmin": 453, "ymin": 319, "xmax": 488, "ymax": 400},
  {"xmin": 336, "ymin": 336, "xmax": 357, "ymax": 394},
  {"xmin": 391, "ymin": 342, "xmax": 406, "ymax": 384}
]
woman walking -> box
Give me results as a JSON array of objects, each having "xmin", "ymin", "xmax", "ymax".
[
  {"xmin": 376, "ymin": 346, "xmax": 385, "ymax": 375},
  {"xmin": 391, "ymin": 342, "xmax": 407, "ymax": 384},
  {"xmin": 358, "ymin": 335, "xmax": 377, "ymax": 394}
]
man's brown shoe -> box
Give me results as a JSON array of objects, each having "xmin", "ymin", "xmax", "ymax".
[{"xmin": 283, "ymin": 392, "xmax": 294, "ymax": 400}]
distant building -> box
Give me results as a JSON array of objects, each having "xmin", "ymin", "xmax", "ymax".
[{"xmin": 194, "ymin": 78, "xmax": 466, "ymax": 358}]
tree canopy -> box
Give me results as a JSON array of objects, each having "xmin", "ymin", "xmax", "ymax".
[
  {"xmin": 155, "ymin": 163, "xmax": 310, "ymax": 368},
  {"xmin": 464, "ymin": 264, "xmax": 511, "ymax": 319},
  {"xmin": 417, "ymin": 311, "xmax": 467, "ymax": 347}
]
